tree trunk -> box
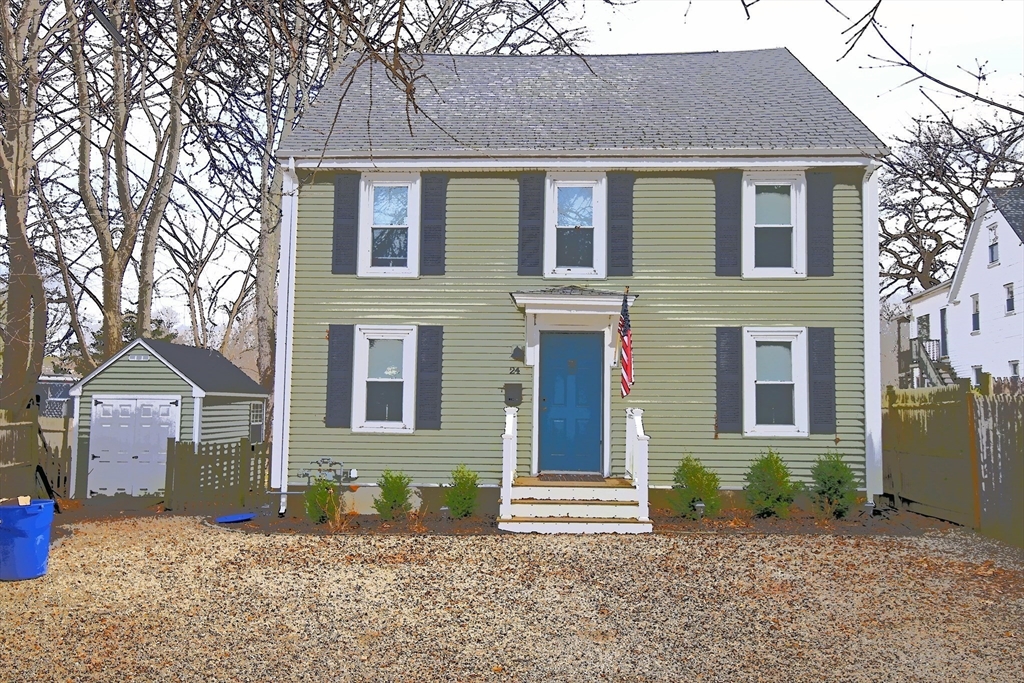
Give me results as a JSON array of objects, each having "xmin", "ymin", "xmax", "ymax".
[{"xmin": 255, "ymin": 165, "xmax": 284, "ymax": 390}]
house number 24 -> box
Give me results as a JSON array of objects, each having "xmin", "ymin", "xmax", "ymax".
[{"xmin": 508, "ymin": 367, "xmax": 521, "ymax": 375}]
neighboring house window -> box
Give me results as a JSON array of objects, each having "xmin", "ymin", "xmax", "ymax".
[
  {"xmin": 939, "ymin": 307, "xmax": 948, "ymax": 357},
  {"xmin": 358, "ymin": 174, "xmax": 421, "ymax": 277},
  {"xmin": 973, "ymin": 366, "xmax": 983, "ymax": 386},
  {"xmin": 916, "ymin": 314, "xmax": 930, "ymax": 340},
  {"xmin": 971, "ymin": 294, "xmax": 980, "ymax": 332},
  {"xmin": 250, "ymin": 402, "xmax": 265, "ymax": 444},
  {"xmin": 988, "ymin": 225, "xmax": 999, "ymax": 264},
  {"xmin": 742, "ymin": 172, "xmax": 806, "ymax": 278},
  {"xmin": 544, "ymin": 174, "xmax": 607, "ymax": 278},
  {"xmin": 1006, "ymin": 284, "xmax": 1015, "ymax": 314},
  {"xmin": 1010, "ymin": 360, "xmax": 1020, "ymax": 378},
  {"xmin": 352, "ymin": 325, "xmax": 417, "ymax": 433},
  {"xmin": 742, "ymin": 327, "xmax": 808, "ymax": 437}
]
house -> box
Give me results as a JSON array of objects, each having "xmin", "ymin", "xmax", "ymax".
[
  {"xmin": 902, "ymin": 187, "xmax": 1023, "ymax": 387},
  {"xmin": 271, "ymin": 49, "xmax": 887, "ymax": 532},
  {"xmin": 68, "ymin": 338, "xmax": 269, "ymax": 498}
]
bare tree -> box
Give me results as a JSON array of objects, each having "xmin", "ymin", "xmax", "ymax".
[
  {"xmin": 879, "ymin": 115, "xmax": 1024, "ymax": 296},
  {"xmin": 0, "ymin": 0, "xmax": 69, "ymax": 414}
]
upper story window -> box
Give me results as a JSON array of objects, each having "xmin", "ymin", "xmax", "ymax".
[
  {"xmin": 1006, "ymin": 283, "xmax": 1016, "ymax": 314},
  {"xmin": 742, "ymin": 327, "xmax": 809, "ymax": 437},
  {"xmin": 971, "ymin": 294, "xmax": 980, "ymax": 332},
  {"xmin": 545, "ymin": 174, "xmax": 607, "ymax": 278},
  {"xmin": 358, "ymin": 174, "xmax": 420, "ymax": 277},
  {"xmin": 742, "ymin": 172, "xmax": 806, "ymax": 278},
  {"xmin": 987, "ymin": 225, "xmax": 999, "ymax": 264},
  {"xmin": 352, "ymin": 325, "xmax": 417, "ymax": 433}
]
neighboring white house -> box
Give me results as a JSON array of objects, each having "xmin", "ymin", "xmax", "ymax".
[{"xmin": 904, "ymin": 186, "xmax": 1024, "ymax": 386}]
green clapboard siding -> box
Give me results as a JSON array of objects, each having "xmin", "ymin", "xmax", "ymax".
[
  {"xmin": 288, "ymin": 170, "xmax": 867, "ymax": 488},
  {"xmin": 201, "ymin": 397, "xmax": 256, "ymax": 443}
]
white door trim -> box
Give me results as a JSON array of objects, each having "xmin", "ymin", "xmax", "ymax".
[{"xmin": 524, "ymin": 314, "xmax": 616, "ymax": 478}]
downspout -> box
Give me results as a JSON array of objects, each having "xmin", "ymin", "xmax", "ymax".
[
  {"xmin": 271, "ymin": 158, "xmax": 300, "ymax": 516},
  {"xmin": 68, "ymin": 394, "xmax": 81, "ymax": 498},
  {"xmin": 863, "ymin": 164, "xmax": 883, "ymax": 501}
]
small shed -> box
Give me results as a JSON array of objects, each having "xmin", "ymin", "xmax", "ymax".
[{"xmin": 69, "ymin": 338, "xmax": 269, "ymax": 498}]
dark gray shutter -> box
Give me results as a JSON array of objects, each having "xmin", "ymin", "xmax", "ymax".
[
  {"xmin": 808, "ymin": 327, "xmax": 836, "ymax": 434},
  {"xmin": 518, "ymin": 173, "xmax": 545, "ymax": 276},
  {"xmin": 416, "ymin": 326, "xmax": 443, "ymax": 430},
  {"xmin": 607, "ymin": 172, "xmax": 635, "ymax": 276},
  {"xmin": 420, "ymin": 173, "xmax": 448, "ymax": 275},
  {"xmin": 716, "ymin": 327, "xmax": 743, "ymax": 433},
  {"xmin": 715, "ymin": 171, "xmax": 743, "ymax": 276},
  {"xmin": 806, "ymin": 171, "xmax": 834, "ymax": 277},
  {"xmin": 325, "ymin": 324, "xmax": 354, "ymax": 427},
  {"xmin": 332, "ymin": 173, "xmax": 360, "ymax": 275}
]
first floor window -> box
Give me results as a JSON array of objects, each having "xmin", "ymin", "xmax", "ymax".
[
  {"xmin": 1006, "ymin": 284, "xmax": 1015, "ymax": 313},
  {"xmin": 358, "ymin": 174, "xmax": 420, "ymax": 277},
  {"xmin": 352, "ymin": 325, "xmax": 417, "ymax": 432},
  {"xmin": 544, "ymin": 174, "xmax": 606, "ymax": 278},
  {"xmin": 742, "ymin": 172, "xmax": 806, "ymax": 278},
  {"xmin": 973, "ymin": 366, "xmax": 984, "ymax": 386},
  {"xmin": 743, "ymin": 327, "xmax": 808, "ymax": 436},
  {"xmin": 1010, "ymin": 360, "xmax": 1020, "ymax": 378}
]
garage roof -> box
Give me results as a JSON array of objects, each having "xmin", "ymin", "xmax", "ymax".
[{"xmin": 71, "ymin": 338, "xmax": 268, "ymax": 398}]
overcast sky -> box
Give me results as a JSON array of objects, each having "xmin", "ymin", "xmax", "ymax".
[{"xmin": 582, "ymin": 0, "xmax": 1024, "ymax": 142}]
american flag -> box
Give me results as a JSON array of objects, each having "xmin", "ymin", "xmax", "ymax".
[{"xmin": 618, "ymin": 293, "xmax": 633, "ymax": 398}]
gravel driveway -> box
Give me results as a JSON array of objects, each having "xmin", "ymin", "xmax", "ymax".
[{"xmin": 1, "ymin": 516, "xmax": 1021, "ymax": 682}]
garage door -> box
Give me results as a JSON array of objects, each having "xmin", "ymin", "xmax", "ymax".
[{"xmin": 89, "ymin": 396, "xmax": 179, "ymax": 497}]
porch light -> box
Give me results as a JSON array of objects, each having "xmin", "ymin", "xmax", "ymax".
[{"xmin": 694, "ymin": 501, "xmax": 705, "ymax": 519}]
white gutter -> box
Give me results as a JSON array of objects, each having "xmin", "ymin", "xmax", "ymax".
[
  {"xmin": 271, "ymin": 158, "xmax": 300, "ymax": 515},
  {"xmin": 863, "ymin": 164, "xmax": 883, "ymax": 500},
  {"xmin": 293, "ymin": 155, "xmax": 879, "ymax": 172}
]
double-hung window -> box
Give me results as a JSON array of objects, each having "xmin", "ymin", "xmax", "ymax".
[
  {"xmin": 971, "ymin": 294, "xmax": 980, "ymax": 332},
  {"xmin": 544, "ymin": 174, "xmax": 607, "ymax": 278},
  {"xmin": 1006, "ymin": 284, "xmax": 1015, "ymax": 314},
  {"xmin": 988, "ymin": 225, "xmax": 999, "ymax": 264},
  {"xmin": 249, "ymin": 402, "xmax": 265, "ymax": 443},
  {"xmin": 742, "ymin": 172, "xmax": 806, "ymax": 278},
  {"xmin": 358, "ymin": 174, "xmax": 420, "ymax": 277},
  {"xmin": 742, "ymin": 327, "xmax": 808, "ymax": 437},
  {"xmin": 352, "ymin": 325, "xmax": 417, "ymax": 432}
]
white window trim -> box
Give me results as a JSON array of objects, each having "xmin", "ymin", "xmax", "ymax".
[
  {"xmin": 742, "ymin": 327, "xmax": 809, "ymax": 437},
  {"xmin": 357, "ymin": 173, "xmax": 421, "ymax": 278},
  {"xmin": 352, "ymin": 325, "xmax": 418, "ymax": 433},
  {"xmin": 544, "ymin": 173, "xmax": 607, "ymax": 279},
  {"xmin": 742, "ymin": 171, "xmax": 807, "ymax": 279}
]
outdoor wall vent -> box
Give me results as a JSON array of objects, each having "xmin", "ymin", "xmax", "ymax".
[{"xmin": 128, "ymin": 354, "xmax": 150, "ymax": 361}]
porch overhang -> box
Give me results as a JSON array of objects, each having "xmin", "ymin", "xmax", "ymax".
[{"xmin": 510, "ymin": 286, "xmax": 638, "ymax": 316}]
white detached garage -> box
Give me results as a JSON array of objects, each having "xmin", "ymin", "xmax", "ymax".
[{"xmin": 69, "ymin": 338, "xmax": 269, "ymax": 498}]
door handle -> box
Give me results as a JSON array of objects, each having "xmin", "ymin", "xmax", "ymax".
[{"xmin": 131, "ymin": 456, "xmax": 139, "ymax": 460}]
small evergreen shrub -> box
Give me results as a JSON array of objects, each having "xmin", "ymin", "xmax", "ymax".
[
  {"xmin": 304, "ymin": 478, "xmax": 340, "ymax": 524},
  {"xmin": 809, "ymin": 451, "xmax": 860, "ymax": 519},
  {"xmin": 669, "ymin": 455, "xmax": 721, "ymax": 519},
  {"xmin": 444, "ymin": 464, "xmax": 480, "ymax": 519},
  {"xmin": 372, "ymin": 469, "xmax": 413, "ymax": 520},
  {"xmin": 744, "ymin": 449, "xmax": 799, "ymax": 518}
]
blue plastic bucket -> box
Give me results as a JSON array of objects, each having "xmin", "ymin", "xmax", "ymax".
[{"xmin": 0, "ymin": 499, "xmax": 56, "ymax": 581}]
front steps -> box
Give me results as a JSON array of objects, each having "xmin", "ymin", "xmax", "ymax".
[{"xmin": 498, "ymin": 477, "xmax": 652, "ymax": 534}]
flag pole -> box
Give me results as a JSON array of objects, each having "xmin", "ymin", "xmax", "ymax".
[{"xmin": 615, "ymin": 286, "xmax": 629, "ymax": 365}]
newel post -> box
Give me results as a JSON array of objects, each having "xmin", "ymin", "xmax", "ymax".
[
  {"xmin": 627, "ymin": 408, "xmax": 650, "ymax": 522},
  {"xmin": 500, "ymin": 407, "xmax": 518, "ymax": 519}
]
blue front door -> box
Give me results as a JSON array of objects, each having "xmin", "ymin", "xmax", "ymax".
[{"xmin": 539, "ymin": 332, "xmax": 603, "ymax": 472}]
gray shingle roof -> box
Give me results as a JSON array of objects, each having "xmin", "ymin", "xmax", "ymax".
[
  {"xmin": 143, "ymin": 339, "xmax": 268, "ymax": 395},
  {"xmin": 990, "ymin": 186, "xmax": 1024, "ymax": 242},
  {"xmin": 280, "ymin": 49, "xmax": 885, "ymax": 158}
]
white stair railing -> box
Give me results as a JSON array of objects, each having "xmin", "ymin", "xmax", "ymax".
[
  {"xmin": 625, "ymin": 408, "xmax": 650, "ymax": 522},
  {"xmin": 499, "ymin": 407, "xmax": 518, "ymax": 518}
]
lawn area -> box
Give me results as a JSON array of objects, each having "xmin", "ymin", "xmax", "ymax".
[{"xmin": 1, "ymin": 516, "xmax": 1021, "ymax": 682}]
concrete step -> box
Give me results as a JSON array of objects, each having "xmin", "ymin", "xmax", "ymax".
[
  {"xmin": 509, "ymin": 484, "xmax": 639, "ymax": 503},
  {"xmin": 508, "ymin": 498, "xmax": 642, "ymax": 519},
  {"xmin": 497, "ymin": 517, "xmax": 653, "ymax": 534}
]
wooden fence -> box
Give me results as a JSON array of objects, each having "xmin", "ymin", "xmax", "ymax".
[
  {"xmin": 164, "ymin": 438, "xmax": 272, "ymax": 510},
  {"xmin": 883, "ymin": 378, "xmax": 1024, "ymax": 547},
  {"xmin": 0, "ymin": 409, "xmax": 72, "ymax": 500}
]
